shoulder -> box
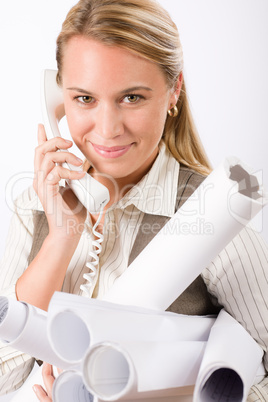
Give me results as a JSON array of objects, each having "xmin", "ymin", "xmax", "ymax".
[
  {"xmin": 2, "ymin": 187, "xmax": 42, "ymax": 251},
  {"xmin": 176, "ymin": 165, "xmax": 207, "ymax": 210},
  {"xmin": 14, "ymin": 186, "xmax": 44, "ymax": 214},
  {"xmin": 178, "ymin": 165, "xmax": 206, "ymax": 187},
  {"xmin": 202, "ymin": 224, "xmax": 268, "ymax": 355},
  {"xmin": 202, "ymin": 224, "xmax": 268, "ymax": 307}
]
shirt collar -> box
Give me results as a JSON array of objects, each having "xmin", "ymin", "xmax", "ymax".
[{"xmin": 116, "ymin": 141, "xmax": 180, "ymax": 217}]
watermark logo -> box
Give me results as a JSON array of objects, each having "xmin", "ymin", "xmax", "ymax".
[{"xmin": 3, "ymin": 166, "xmax": 267, "ymax": 237}]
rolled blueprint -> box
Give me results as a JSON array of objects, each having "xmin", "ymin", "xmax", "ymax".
[
  {"xmin": 103, "ymin": 157, "xmax": 268, "ymax": 310},
  {"xmin": 193, "ymin": 309, "xmax": 264, "ymax": 402},
  {"xmin": 82, "ymin": 340, "xmax": 205, "ymax": 401},
  {"xmin": 47, "ymin": 292, "xmax": 215, "ymax": 366},
  {"xmin": 0, "ymin": 296, "xmax": 72, "ymax": 370}
]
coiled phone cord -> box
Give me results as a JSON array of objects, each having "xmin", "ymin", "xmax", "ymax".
[{"xmin": 80, "ymin": 206, "xmax": 105, "ymax": 297}]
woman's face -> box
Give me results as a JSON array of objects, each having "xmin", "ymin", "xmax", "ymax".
[{"xmin": 61, "ymin": 36, "xmax": 180, "ymax": 184}]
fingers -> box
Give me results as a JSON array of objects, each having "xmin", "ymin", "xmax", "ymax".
[
  {"xmin": 45, "ymin": 165, "xmax": 86, "ymax": 186},
  {"xmin": 32, "ymin": 363, "xmax": 55, "ymax": 400},
  {"xmin": 42, "ymin": 362, "xmax": 55, "ymax": 399},
  {"xmin": 57, "ymin": 367, "xmax": 63, "ymax": 375},
  {"xmin": 38, "ymin": 135, "xmax": 73, "ymax": 154},
  {"xmin": 33, "ymin": 384, "xmax": 52, "ymax": 401},
  {"xmin": 32, "ymin": 363, "xmax": 62, "ymax": 401},
  {"xmin": 40, "ymin": 151, "xmax": 84, "ymax": 177},
  {"xmin": 35, "ymin": 125, "xmax": 74, "ymax": 173},
  {"xmin": 37, "ymin": 124, "xmax": 72, "ymax": 150},
  {"xmin": 34, "ymin": 124, "xmax": 86, "ymax": 194},
  {"xmin": 37, "ymin": 124, "xmax": 47, "ymax": 146}
]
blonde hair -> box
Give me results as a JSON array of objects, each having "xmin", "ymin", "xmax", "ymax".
[{"xmin": 56, "ymin": 0, "xmax": 212, "ymax": 175}]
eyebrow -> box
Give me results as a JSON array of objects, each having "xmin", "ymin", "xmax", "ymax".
[
  {"xmin": 120, "ymin": 86, "xmax": 153, "ymax": 93},
  {"xmin": 67, "ymin": 86, "xmax": 153, "ymax": 94},
  {"xmin": 67, "ymin": 87, "xmax": 92, "ymax": 95}
]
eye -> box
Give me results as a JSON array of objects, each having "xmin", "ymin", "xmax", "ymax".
[
  {"xmin": 124, "ymin": 94, "xmax": 142, "ymax": 104},
  {"xmin": 76, "ymin": 95, "xmax": 94, "ymax": 104}
]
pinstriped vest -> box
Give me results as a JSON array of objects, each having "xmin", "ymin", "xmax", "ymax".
[{"xmin": 28, "ymin": 166, "xmax": 221, "ymax": 316}]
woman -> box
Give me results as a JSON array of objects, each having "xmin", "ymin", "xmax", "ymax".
[{"xmin": 0, "ymin": 0, "xmax": 267, "ymax": 400}]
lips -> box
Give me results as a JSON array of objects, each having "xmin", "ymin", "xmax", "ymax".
[{"xmin": 91, "ymin": 142, "xmax": 133, "ymax": 159}]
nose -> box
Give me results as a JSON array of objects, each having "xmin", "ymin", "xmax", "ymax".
[{"xmin": 94, "ymin": 102, "xmax": 124, "ymax": 140}]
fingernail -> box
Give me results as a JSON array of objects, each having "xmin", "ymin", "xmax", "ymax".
[
  {"xmin": 65, "ymin": 139, "xmax": 73, "ymax": 144},
  {"xmin": 32, "ymin": 385, "xmax": 37, "ymax": 394},
  {"xmin": 76, "ymin": 157, "xmax": 83, "ymax": 164}
]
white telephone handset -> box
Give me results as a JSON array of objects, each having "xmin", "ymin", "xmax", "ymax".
[{"xmin": 41, "ymin": 69, "xmax": 110, "ymax": 213}]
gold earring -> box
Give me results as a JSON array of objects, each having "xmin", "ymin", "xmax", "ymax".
[{"xmin": 167, "ymin": 105, "xmax": 178, "ymax": 117}]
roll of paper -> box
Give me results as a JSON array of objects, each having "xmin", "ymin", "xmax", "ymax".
[
  {"xmin": 47, "ymin": 292, "xmax": 215, "ymax": 366},
  {"xmin": 0, "ymin": 297, "xmax": 72, "ymax": 369},
  {"xmin": 193, "ymin": 309, "xmax": 264, "ymax": 402},
  {"xmin": 82, "ymin": 340, "xmax": 205, "ymax": 401},
  {"xmin": 53, "ymin": 369, "xmax": 193, "ymax": 402},
  {"xmin": 103, "ymin": 157, "xmax": 268, "ymax": 310},
  {"xmin": 0, "ymin": 297, "xmax": 27, "ymax": 342},
  {"xmin": 52, "ymin": 370, "xmax": 95, "ymax": 402}
]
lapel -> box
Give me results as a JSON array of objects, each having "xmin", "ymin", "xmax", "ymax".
[{"xmin": 128, "ymin": 166, "xmax": 206, "ymax": 266}]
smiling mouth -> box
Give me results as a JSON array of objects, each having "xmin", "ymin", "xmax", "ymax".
[{"xmin": 90, "ymin": 142, "xmax": 134, "ymax": 158}]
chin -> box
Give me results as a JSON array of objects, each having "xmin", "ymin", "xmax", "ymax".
[{"xmin": 88, "ymin": 160, "xmax": 129, "ymax": 178}]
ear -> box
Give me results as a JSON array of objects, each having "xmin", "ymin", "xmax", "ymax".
[{"xmin": 169, "ymin": 72, "xmax": 183, "ymax": 108}]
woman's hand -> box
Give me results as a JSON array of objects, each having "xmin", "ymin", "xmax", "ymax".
[
  {"xmin": 33, "ymin": 124, "xmax": 87, "ymax": 240},
  {"xmin": 16, "ymin": 125, "xmax": 88, "ymax": 310},
  {"xmin": 33, "ymin": 363, "xmax": 60, "ymax": 401}
]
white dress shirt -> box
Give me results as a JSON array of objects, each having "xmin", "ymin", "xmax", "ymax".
[{"xmin": 0, "ymin": 142, "xmax": 267, "ymax": 400}]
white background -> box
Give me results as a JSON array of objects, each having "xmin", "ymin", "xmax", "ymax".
[{"xmin": 0, "ymin": 0, "xmax": 268, "ymax": 260}]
